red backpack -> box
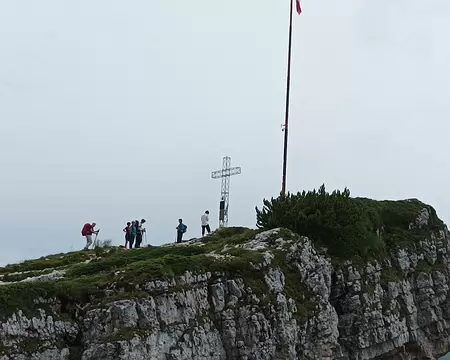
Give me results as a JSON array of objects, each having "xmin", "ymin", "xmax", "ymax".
[{"xmin": 81, "ymin": 223, "xmax": 91, "ymax": 236}]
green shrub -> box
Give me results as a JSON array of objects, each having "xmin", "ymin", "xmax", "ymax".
[{"xmin": 256, "ymin": 184, "xmax": 442, "ymax": 259}]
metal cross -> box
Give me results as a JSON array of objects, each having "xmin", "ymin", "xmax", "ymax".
[{"xmin": 211, "ymin": 156, "xmax": 241, "ymax": 228}]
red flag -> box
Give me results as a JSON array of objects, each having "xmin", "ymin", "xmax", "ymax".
[{"xmin": 296, "ymin": 0, "xmax": 302, "ymax": 14}]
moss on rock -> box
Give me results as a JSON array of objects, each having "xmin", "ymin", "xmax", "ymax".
[{"xmin": 380, "ymin": 266, "xmax": 403, "ymax": 289}]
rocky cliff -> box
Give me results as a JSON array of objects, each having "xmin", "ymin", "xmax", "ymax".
[{"xmin": 1, "ymin": 204, "xmax": 450, "ymax": 359}]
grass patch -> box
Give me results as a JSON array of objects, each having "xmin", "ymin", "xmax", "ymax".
[
  {"xmin": 68, "ymin": 346, "xmax": 83, "ymax": 360},
  {"xmin": 415, "ymin": 260, "xmax": 447, "ymax": 274},
  {"xmin": 0, "ymin": 268, "xmax": 56, "ymax": 283},
  {"xmin": 0, "ymin": 274, "xmax": 111, "ymax": 318},
  {"xmin": 208, "ymin": 227, "xmax": 254, "ymax": 240},
  {"xmin": 286, "ymin": 276, "xmax": 316, "ymax": 323},
  {"xmin": 0, "ymin": 282, "xmax": 55, "ymax": 317},
  {"xmin": 397, "ymin": 297, "xmax": 409, "ymax": 317},
  {"xmin": 66, "ymin": 246, "xmax": 207, "ymax": 278},
  {"xmin": 380, "ymin": 266, "xmax": 403, "ymax": 289},
  {"xmin": 0, "ymin": 251, "xmax": 93, "ymax": 275},
  {"xmin": 20, "ymin": 337, "xmax": 46, "ymax": 356},
  {"xmin": 201, "ymin": 228, "xmax": 260, "ymax": 251},
  {"xmin": 361, "ymin": 280, "xmax": 376, "ymax": 295},
  {"xmin": 106, "ymin": 328, "xmax": 149, "ymax": 342},
  {"xmin": 272, "ymin": 252, "xmax": 317, "ymax": 323},
  {"xmin": 381, "ymin": 298, "xmax": 393, "ymax": 312},
  {"xmin": 0, "ymin": 337, "xmax": 47, "ymax": 356},
  {"xmin": 244, "ymin": 275, "xmax": 269, "ymax": 297},
  {"xmin": 65, "ymin": 229, "xmax": 261, "ymax": 280}
]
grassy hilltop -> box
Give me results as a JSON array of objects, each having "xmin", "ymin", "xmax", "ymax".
[
  {"xmin": 0, "ymin": 185, "xmax": 446, "ymax": 322},
  {"xmin": 0, "ymin": 227, "xmax": 267, "ymax": 317}
]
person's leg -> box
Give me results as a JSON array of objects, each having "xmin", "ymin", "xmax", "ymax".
[
  {"xmin": 202, "ymin": 225, "xmax": 205, "ymax": 237},
  {"xmin": 129, "ymin": 235, "xmax": 135, "ymax": 249},
  {"xmin": 136, "ymin": 234, "xmax": 142, "ymax": 248},
  {"xmin": 206, "ymin": 225, "xmax": 211, "ymax": 234},
  {"xmin": 85, "ymin": 235, "xmax": 92, "ymax": 250},
  {"xmin": 177, "ymin": 231, "xmax": 182, "ymax": 243}
]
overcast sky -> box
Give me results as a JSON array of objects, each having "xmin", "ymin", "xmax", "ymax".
[{"xmin": 0, "ymin": 0, "xmax": 449, "ymax": 266}]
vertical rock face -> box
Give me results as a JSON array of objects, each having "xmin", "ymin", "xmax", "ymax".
[{"xmin": 1, "ymin": 209, "xmax": 450, "ymax": 359}]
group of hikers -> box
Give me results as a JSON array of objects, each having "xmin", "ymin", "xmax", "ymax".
[
  {"xmin": 81, "ymin": 210, "xmax": 212, "ymax": 250},
  {"xmin": 122, "ymin": 219, "xmax": 148, "ymax": 249}
]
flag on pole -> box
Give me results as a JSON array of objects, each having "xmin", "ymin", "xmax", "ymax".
[{"xmin": 296, "ymin": 0, "xmax": 302, "ymax": 14}]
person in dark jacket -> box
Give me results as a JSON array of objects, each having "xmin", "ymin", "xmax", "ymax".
[
  {"xmin": 129, "ymin": 221, "xmax": 137, "ymax": 249},
  {"xmin": 176, "ymin": 219, "xmax": 187, "ymax": 243},
  {"xmin": 123, "ymin": 222, "xmax": 132, "ymax": 248}
]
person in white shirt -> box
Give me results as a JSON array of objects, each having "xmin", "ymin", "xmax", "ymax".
[
  {"xmin": 135, "ymin": 219, "xmax": 146, "ymax": 248},
  {"xmin": 201, "ymin": 210, "xmax": 211, "ymax": 237}
]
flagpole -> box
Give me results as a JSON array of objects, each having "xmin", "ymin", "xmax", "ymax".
[{"xmin": 281, "ymin": 0, "xmax": 294, "ymax": 200}]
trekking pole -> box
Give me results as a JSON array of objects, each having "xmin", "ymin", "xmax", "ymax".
[{"xmin": 94, "ymin": 229, "xmax": 100, "ymax": 248}]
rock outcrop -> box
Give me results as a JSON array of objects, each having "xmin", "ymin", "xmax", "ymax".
[{"xmin": 1, "ymin": 209, "xmax": 450, "ymax": 359}]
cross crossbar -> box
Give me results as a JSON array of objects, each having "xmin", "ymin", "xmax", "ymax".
[{"xmin": 211, "ymin": 167, "xmax": 241, "ymax": 179}]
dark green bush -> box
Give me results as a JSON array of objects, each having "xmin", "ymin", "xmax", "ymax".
[{"xmin": 256, "ymin": 184, "xmax": 443, "ymax": 258}]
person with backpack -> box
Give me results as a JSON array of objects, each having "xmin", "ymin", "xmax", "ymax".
[
  {"xmin": 135, "ymin": 219, "xmax": 146, "ymax": 248},
  {"xmin": 81, "ymin": 222, "xmax": 99, "ymax": 250},
  {"xmin": 176, "ymin": 219, "xmax": 187, "ymax": 243},
  {"xmin": 201, "ymin": 210, "xmax": 211, "ymax": 237},
  {"xmin": 123, "ymin": 222, "xmax": 132, "ymax": 248}
]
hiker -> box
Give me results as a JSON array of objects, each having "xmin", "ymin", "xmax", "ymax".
[
  {"xmin": 123, "ymin": 222, "xmax": 132, "ymax": 248},
  {"xmin": 201, "ymin": 210, "xmax": 211, "ymax": 237},
  {"xmin": 176, "ymin": 219, "xmax": 187, "ymax": 243},
  {"xmin": 135, "ymin": 219, "xmax": 146, "ymax": 248},
  {"xmin": 81, "ymin": 222, "xmax": 99, "ymax": 250},
  {"xmin": 129, "ymin": 220, "xmax": 137, "ymax": 249}
]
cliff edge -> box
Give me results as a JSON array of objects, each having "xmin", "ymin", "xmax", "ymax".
[{"xmin": 1, "ymin": 197, "xmax": 450, "ymax": 359}]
